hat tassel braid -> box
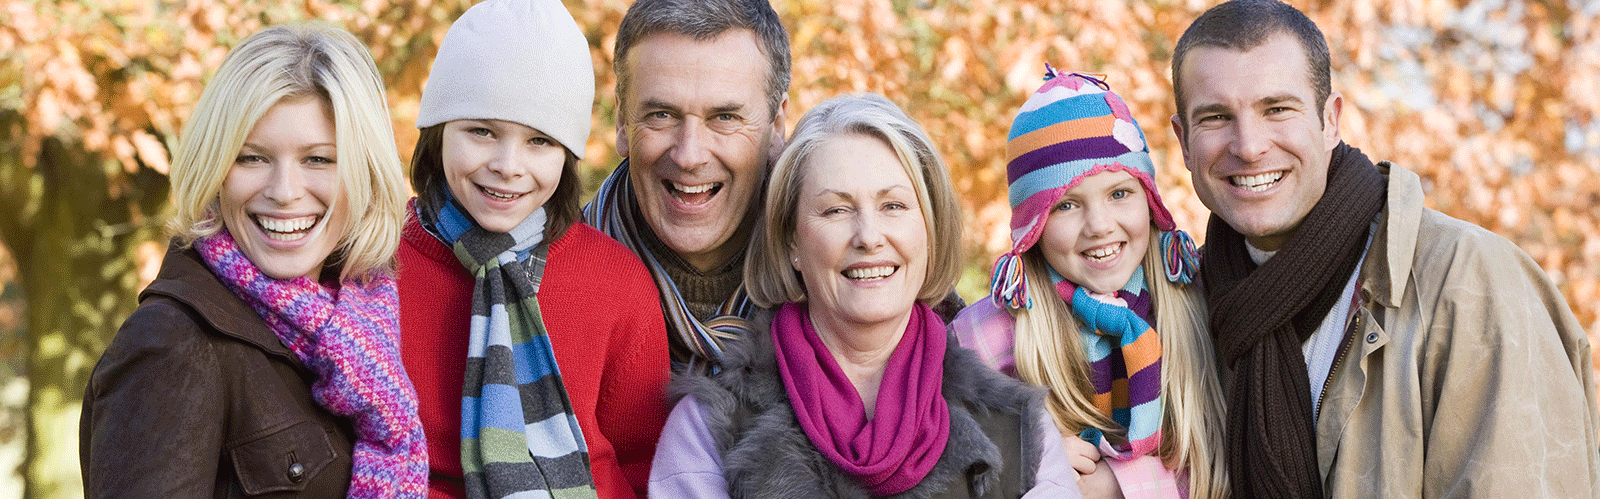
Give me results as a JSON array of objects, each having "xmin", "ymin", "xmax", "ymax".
[
  {"xmin": 990, "ymin": 251, "xmax": 1031, "ymax": 310},
  {"xmin": 1162, "ymin": 229, "xmax": 1200, "ymax": 285}
]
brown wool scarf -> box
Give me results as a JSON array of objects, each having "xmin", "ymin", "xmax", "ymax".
[{"xmin": 1202, "ymin": 142, "xmax": 1386, "ymax": 499}]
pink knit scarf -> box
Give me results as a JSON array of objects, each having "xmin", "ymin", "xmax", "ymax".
[
  {"xmin": 772, "ymin": 301, "xmax": 950, "ymax": 496},
  {"xmin": 195, "ymin": 229, "xmax": 427, "ymax": 497}
]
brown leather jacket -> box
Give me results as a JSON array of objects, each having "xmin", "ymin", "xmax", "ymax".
[{"xmin": 81, "ymin": 244, "xmax": 355, "ymax": 498}]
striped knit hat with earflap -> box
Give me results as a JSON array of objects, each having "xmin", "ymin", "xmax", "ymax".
[{"xmin": 989, "ymin": 66, "xmax": 1199, "ymax": 309}]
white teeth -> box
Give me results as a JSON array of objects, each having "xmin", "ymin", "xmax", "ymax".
[
  {"xmin": 256, "ymin": 215, "xmax": 319, "ymax": 241},
  {"xmin": 480, "ymin": 185, "xmax": 524, "ymax": 200},
  {"xmin": 672, "ymin": 181, "xmax": 716, "ymax": 194},
  {"xmin": 257, "ymin": 215, "xmax": 316, "ymax": 233},
  {"xmin": 1230, "ymin": 172, "xmax": 1283, "ymax": 192},
  {"xmin": 843, "ymin": 266, "xmax": 896, "ymax": 280},
  {"xmin": 1083, "ymin": 244, "xmax": 1121, "ymax": 262}
]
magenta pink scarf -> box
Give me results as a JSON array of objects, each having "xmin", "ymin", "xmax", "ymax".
[
  {"xmin": 772, "ymin": 301, "xmax": 951, "ymax": 495},
  {"xmin": 195, "ymin": 228, "xmax": 427, "ymax": 497}
]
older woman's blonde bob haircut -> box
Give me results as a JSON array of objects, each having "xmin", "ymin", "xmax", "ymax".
[
  {"xmin": 166, "ymin": 22, "xmax": 407, "ymax": 281},
  {"xmin": 745, "ymin": 94, "xmax": 963, "ymax": 307}
]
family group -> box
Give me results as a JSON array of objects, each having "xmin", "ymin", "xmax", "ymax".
[{"xmin": 78, "ymin": 0, "xmax": 1597, "ymax": 498}]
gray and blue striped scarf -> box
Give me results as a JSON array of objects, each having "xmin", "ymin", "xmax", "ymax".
[
  {"xmin": 420, "ymin": 187, "xmax": 597, "ymax": 499},
  {"xmin": 582, "ymin": 160, "xmax": 757, "ymax": 373}
]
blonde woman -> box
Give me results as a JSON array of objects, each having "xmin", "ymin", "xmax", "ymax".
[
  {"xmin": 80, "ymin": 23, "xmax": 423, "ymax": 497},
  {"xmin": 953, "ymin": 69, "xmax": 1227, "ymax": 498}
]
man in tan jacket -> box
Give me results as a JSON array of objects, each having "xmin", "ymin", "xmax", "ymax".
[{"xmin": 1167, "ymin": 1, "xmax": 1600, "ymax": 497}]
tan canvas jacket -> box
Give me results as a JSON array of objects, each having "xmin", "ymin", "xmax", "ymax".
[{"xmin": 1316, "ymin": 163, "xmax": 1600, "ymax": 497}]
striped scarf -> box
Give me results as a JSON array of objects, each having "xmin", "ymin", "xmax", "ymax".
[
  {"xmin": 419, "ymin": 188, "xmax": 597, "ymax": 499},
  {"xmin": 194, "ymin": 229, "xmax": 427, "ymax": 498},
  {"xmin": 582, "ymin": 160, "xmax": 757, "ymax": 372},
  {"xmin": 1052, "ymin": 266, "xmax": 1164, "ymax": 459}
]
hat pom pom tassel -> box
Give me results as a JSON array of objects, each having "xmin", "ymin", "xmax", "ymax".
[
  {"xmin": 990, "ymin": 252, "xmax": 1031, "ymax": 310},
  {"xmin": 1162, "ymin": 229, "xmax": 1200, "ymax": 285}
]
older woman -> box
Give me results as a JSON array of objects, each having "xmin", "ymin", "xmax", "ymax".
[
  {"xmin": 80, "ymin": 23, "xmax": 423, "ymax": 497},
  {"xmin": 649, "ymin": 94, "xmax": 1081, "ymax": 498}
]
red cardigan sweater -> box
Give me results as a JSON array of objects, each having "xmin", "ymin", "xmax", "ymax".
[{"xmin": 397, "ymin": 204, "xmax": 670, "ymax": 499}]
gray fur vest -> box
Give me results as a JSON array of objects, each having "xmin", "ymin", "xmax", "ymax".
[{"xmin": 671, "ymin": 311, "xmax": 1047, "ymax": 498}]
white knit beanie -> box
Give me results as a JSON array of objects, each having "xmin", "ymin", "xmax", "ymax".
[{"xmin": 416, "ymin": 0, "xmax": 595, "ymax": 159}]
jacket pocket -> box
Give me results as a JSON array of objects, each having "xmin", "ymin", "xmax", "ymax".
[{"xmin": 227, "ymin": 420, "xmax": 337, "ymax": 495}]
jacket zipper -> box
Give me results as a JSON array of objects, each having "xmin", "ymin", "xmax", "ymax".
[{"xmin": 1316, "ymin": 312, "xmax": 1361, "ymax": 421}]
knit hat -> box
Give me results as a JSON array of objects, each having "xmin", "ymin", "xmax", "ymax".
[
  {"xmin": 990, "ymin": 66, "xmax": 1199, "ymax": 309},
  {"xmin": 416, "ymin": 0, "xmax": 594, "ymax": 159}
]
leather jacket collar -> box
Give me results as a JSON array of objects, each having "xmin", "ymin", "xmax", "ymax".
[{"xmin": 140, "ymin": 242, "xmax": 294, "ymax": 360}]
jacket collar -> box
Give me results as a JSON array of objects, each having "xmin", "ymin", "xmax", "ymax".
[
  {"xmin": 140, "ymin": 242, "xmax": 293, "ymax": 359},
  {"xmin": 1361, "ymin": 161, "xmax": 1422, "ymax": 309}
]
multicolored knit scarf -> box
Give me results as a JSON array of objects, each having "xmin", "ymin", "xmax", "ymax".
[
  {"xmin": 418, "ymin": 187, "xmax": 597, "ymax": 499},
  {"xmin": 583, "ymin": 160, "xmax": 757, "ymax": 372},
  {"xmin": 194, "ymin": 228, "xmax": 427, "ymax": 498},
  {"xmin": 1050, "ymin": 266, "xmax": 1164, "ymax": 460}
]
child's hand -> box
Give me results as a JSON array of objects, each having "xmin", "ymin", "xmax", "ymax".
[
  {"xmin": 1080, "ymin": 459, "xmax": 1124, "ymax": 499},
  {"xmin": 1062, "ymin": 434, "xmax": 1101, "ymax": 475},
  {"xmin": 1065, "ymin": 435, "xmax": 1123, "ymax": 498}
]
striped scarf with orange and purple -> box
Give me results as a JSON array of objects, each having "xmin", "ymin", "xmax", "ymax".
[{"xmin": 1053, "ymin": 267, "xmax": 1164, "ymax": 459}]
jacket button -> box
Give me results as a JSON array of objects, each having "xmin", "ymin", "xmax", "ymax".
[
  {"xmin": 1365, "ymin": 332, "xmax": 1379, "ymax": 344},
  {"xmin": 287, "ymin": 462, "xmax": 305, "ymax": 483}
]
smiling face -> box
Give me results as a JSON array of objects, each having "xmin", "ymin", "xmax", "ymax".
[
  {"xmin": 440, "ymin": 119, "xmax": 566, "ymax": 233},
  {"xmin": 617, "ymin": 29, "xmax": 786, "ymax": 271},
  {"xmin": 1038, "ymin": 170, "xmax": 1153, "ymax": 295},
  {"xmin": 791, "ymin": 134, "xmax": 928, "ymax": 334},
  {"xmin": 220, "ymin": 96, "xmax": 348, "ymax": 280},
  {"xmin": 1172, "ymin": 32, "xmax": 1343, "ymax": 251}
]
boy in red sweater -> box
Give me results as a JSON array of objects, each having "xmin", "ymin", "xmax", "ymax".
[{"xmin": 396, "ymin": 0, "xmax": 670, "ymax": 497}]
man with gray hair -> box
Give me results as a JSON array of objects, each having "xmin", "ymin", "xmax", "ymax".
[
  {"xmin": 1168, "ymin": 0, "xmax": 1599, "ymax": 497},
  {"xmin": 585, "ymin": 0, "xmax": 791, "ymax": 372}
]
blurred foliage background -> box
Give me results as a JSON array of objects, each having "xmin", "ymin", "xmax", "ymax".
[{"xmin": 1, "ymin": 0, "xmax": 1597, "ymax": 497}]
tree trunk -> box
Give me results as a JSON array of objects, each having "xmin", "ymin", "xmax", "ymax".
[{"xmin": 0, "ymin": 112, "xmax": 168, "ymax": 499}]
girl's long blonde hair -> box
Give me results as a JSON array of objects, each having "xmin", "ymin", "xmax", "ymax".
[{"xmin": 1011, "ymin": 229, "xmax": 1228, "ymax": 498}]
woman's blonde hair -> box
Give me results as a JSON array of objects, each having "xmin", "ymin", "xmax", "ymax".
[
  {"xmin": 745, "ymin": 93, "xmax": 962, "ymax": 307},
  {"xmin": 1011, "ymin": 229, "xmax": 1229, "ymax": 498},
  {"xmin": 167, "ymin": 22, "xmax": 407, "ymax": 281}
]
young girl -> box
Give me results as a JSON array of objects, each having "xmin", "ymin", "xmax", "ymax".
[
  {"xmin": 953, "ymin": 68, "xmax": 1228, "ymax": 498},
  {"xmin": 396, "ymin": 0, "xmax": 670, "ymax": 497}
]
